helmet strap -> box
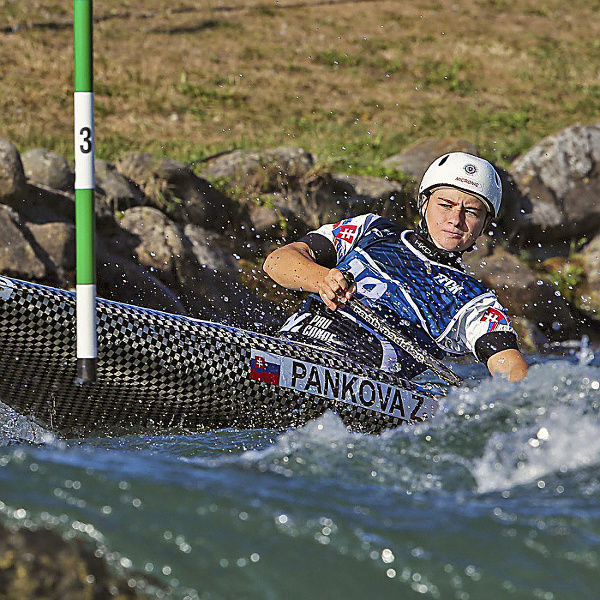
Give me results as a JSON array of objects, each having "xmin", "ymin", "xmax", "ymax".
[{"xmin": 413, "ymin": 219, "xmax": 463, "ymax": 265}]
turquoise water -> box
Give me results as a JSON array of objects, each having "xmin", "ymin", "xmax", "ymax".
[{"xmin": 1, "ymin": 350, "xmax": 600, "ymax": 600}]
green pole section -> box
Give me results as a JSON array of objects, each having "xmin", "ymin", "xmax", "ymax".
[
  {"xmin": 74, "ymin": 0, "xmax": 93, "ymax": 92},
  {"xmin": 74, "ymin": 0, "xmax": 97, "ymax": 383}
]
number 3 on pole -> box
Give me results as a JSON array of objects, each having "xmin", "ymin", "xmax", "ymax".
[
  {"xmin": 79, "ymin": 126, "xmax": 93, "ymax": 154},
  {"xmin": 74, "ymin": 93, "xmax": 94, "ymax": 189}
]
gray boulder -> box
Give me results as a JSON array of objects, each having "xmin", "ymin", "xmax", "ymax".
[
  {"xmin": 508, "ymin": 123, "xmax": 600, "ymax": 242},
  {"xmin": 247, "ymin": 198, "xmax": 282, "ymax": 238},
  {"xmin": 95, "ymin": 159, "xmax": 145, "ymax": 213},
  {"xmin": 119, "ymin": 206, "xmax": 187, "ymax": 289},
  {"xmin": 97, "ymin": 245, "xmax": 188, "ymax": 315},
  {"xmin": 115, "ymin": 152, "xmax": 238, "ymax": 231},
  {"xmin": 0, "ymin": 139, "xmax": 26, "ymax": 201},
  {"xmin": 199, "ymin": 146, "xmax": 316, "ymax": 190},
  {"xmin": 463, "ymin": 246, "xmax": 579, "ymax": 340},
  {"xmin": 382, "ymin": 137, "xmax": 479, "ymax": 182},
  {"xmin": 117, "ymin": 206, "xmax": 282, "ymax": 326},
  {"xmin": 184, "ymin": 223, "xmax": 285, "ymax": 328},
  {"xmin": 579, "ymin": 233, "xmax": 600, "ymax": 317},
  {"xmin": 0, "ymin": 205, "xmax": 47, "ymax": 280},
  {"xmin": 21, "ymin": 148, "xmax": 74, "ymax": 192},
  {"xmin": 332, "ymin": 173, "xmax": 412, "ymax": 223},
  {"xmin": 28, "ymin": 221, "xmax": 76, "ymax": 273},
  {"xmin": 271, "ymin": 171, "xmax": 356, "ymax": 233}
]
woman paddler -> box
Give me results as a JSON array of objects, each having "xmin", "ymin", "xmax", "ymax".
[{"xmin": 263, "ymin": 152, "xmax": 528, "ymax": 382}]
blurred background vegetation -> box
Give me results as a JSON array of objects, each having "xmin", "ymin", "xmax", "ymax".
[{"xmin": 1, "ymin": 0, "xmax": 599, "ymax": 175}]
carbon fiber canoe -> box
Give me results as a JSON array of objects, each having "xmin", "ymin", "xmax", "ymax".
[{"xmin": 0, "ymin": 275, "xmax": 439, "ymax": 436}]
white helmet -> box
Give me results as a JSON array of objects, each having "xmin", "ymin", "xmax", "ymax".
[{"xmin": 418, "ymin": 152, "xmax": 502, "ymax": 217}]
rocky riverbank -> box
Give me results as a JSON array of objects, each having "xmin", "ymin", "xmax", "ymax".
[
  {"xmin": 1, "ymin": 122, "xmax": 600, "ymax": 350},
  {"xmin": 0, "ymin": 521, "xmax": 156, "ymax": 599}
]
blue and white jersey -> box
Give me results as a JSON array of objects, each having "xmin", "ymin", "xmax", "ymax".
[{"xmin": 281, "ymin": 214, "xmax": 516, "ymax": 372}]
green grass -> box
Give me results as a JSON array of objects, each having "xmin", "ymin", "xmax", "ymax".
[{"xmin": 1, "ymin": 0, "xmax": 599, "ymax": 173}]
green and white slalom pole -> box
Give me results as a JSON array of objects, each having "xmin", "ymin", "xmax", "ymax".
[{"xmin": 74, "ymin": 0, "xmax": 97, "ymax": 383}]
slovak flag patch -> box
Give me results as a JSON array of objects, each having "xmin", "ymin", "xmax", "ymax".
[
  {"xmin": 249, "ymin": 352, "xmax": 281, "ymax": 385},
  {"xmin": 332, "ymin": 220, "xmax": 358, "ymax": 247},
  {"xmin": 481, "ymin": 307, "xmax": 510, "ymax": 332}
]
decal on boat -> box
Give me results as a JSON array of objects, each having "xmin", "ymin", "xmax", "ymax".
[{"xmin": 249, "ymin": 349, "xmax": 436, "ymax": 421}]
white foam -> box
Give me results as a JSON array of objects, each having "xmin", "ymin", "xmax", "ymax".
[
  {"xmin": 0, "ymin": 401, "xmax": 55, "ymax": 445},
  {"xmin": 472, "ymin": 405, "xmax": 600, "ymax": 493}
]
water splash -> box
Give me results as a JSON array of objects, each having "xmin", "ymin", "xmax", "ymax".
[
  {"xmin": 472, "ymin": 406, "xmax": 600, "ymax": 493},
  {"xmin": 577, "ymin": 335, "xmax": 596, "ymax": 366},
  {"xmin": 0, "ymin": 401, "xmax": 55, "ymax": 445}
]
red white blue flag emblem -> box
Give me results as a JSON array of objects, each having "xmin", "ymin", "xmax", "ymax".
[
  {"xmin": 250, "ymin": 354, "xmax": 281, "ymax": 384},
  {"xmin": 481, "ymin": 307, "xmax": 509, "ymax": 332},
  {"xmin": 332, "ymin": 220, "xmax": 358, "ymax": 247}
]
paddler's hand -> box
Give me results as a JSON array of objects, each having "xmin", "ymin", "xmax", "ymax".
[{"xmin": 318, "ymin": 269, "xmax": 356, "ymax": 310}]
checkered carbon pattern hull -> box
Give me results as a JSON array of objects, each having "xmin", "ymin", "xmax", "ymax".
[{"xmin": 0, "ymin": 277, "xmax": 437, "ymax": 436}]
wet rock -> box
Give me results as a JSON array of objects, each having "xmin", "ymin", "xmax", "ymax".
[
  {"xmin": 184, "ymin": 223, "xmax": 285, "ymax": 328},
  {"xmin": 0, "ymin": 522, "xmax": 153, "ymax": 599},
  {"xmin": 117, "ymin": 206, "xmax": 282, "ymax": 326},
  {"xmin": 463, "ymin": 246, "xmax": 579, "ymax": 340},
  {"xmin": 382, "ymin": 137, "xmax": 479, "ymax": 182},
  {"xmin": 21, "ymin": 148, "xmax": 74, "ymax": 192},
  {"xmin": 247, "ymin": 198, "xmax": 282, "ymax": 238},
  {"xmin": 509, "ymin": 122, "xmax": 600, "ymax": 242},
  {"xmin": 28, "ymin": 221, "xmax": 76, "ymax": 273},
  {"xmin": 0, "ymin": 205, "xmax": 47, "ymax": 280},
  {"xmin": 97, "ymin": 247, "xmax": 188, "ymax": 314},
  {"xmin": 154, "ymin": 157, "xmax": 242, "ymax": 230},
  {"xmin": 511, "ymin": 317, "xmax": 549, "ymax": 354},
  {"xmin": 119, "ymin": 206, "xmax": 188, "ymax": 289},
  {"xmin": 199, "ymin": 146, "xmax": 316, "ymax": 190},
  {"xmin": 95, "ymin": 159, "xmax": 145, "ymax": 213},
  {"xmin": 272, "ymin": 171, "xmax": 356, "ymax": 232},
  {"xmin": 115, "ymin": 152, "xmax": 238, "ymax": 231},
  {"xmin": 0, "ymin": 139, "xmax": 26, "ymax": 201},
  {"xmin": 578, "ymin": 233, "xmax": 600, "ymax": 317},
  {"xmin": 266, "ymin": 171, "xmax": 409, "ymax": 238},
  {"xmin": 332, "ymin": 173, "xmax": 413, "ymax": 224}
]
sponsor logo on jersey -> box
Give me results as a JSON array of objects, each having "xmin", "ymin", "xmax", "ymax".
[
  {"xmin": 248, "ymin": 349, "xmax": 437, "ymax": 421},
  {"xmin": 480, "ymin": 307, "xmax": 509, "ymax": 332},
  {"xmin": 0, "ymin": 276, "xmax": 16, "ymax": 300},
  {"xmin": 434, "ymin": 272, "xmax": 464, "ymax": 295},
  {"xmin": 332, "ymin": 220, "xmax": 358, "ymax": 247},
  {"xmin": 249, "ymin": 354, "xmax": 281, "ymax": 384}
]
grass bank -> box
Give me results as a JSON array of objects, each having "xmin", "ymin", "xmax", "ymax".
[{"xmin": 1, "ymin": 0, "xmax": 599, "ymax": 173}]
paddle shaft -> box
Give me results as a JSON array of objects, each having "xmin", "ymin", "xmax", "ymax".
[{"xmin": 342, "ymin": 277, "xmax": 462, "ymax": 386}]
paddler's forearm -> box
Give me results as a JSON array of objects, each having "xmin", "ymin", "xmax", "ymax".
[
  {"xmin": 487, "ymin": 349, "xmax": 529, "ymax": 382},
  {"xmin": 263, "ymin": 242, "xmax": 329, "ymax": 293}
]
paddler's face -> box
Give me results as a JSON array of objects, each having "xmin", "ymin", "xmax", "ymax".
[{"xmin": 424, "ymin": 187, "xmax": 488, "ymax": 252}]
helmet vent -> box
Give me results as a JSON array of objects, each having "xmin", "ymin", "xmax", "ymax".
[{"xmin": 438, "ymin": 155, "xmax": 450, "ymax": 166}]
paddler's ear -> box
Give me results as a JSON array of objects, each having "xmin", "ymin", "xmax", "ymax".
[{"xmin": 418, "ymin": 192, "xmax": 430, "ymax": 218}]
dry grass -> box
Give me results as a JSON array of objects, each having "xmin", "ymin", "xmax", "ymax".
[{"xmin": 1, "ymin": 0, "xmax": 599, "ymax": 172}]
